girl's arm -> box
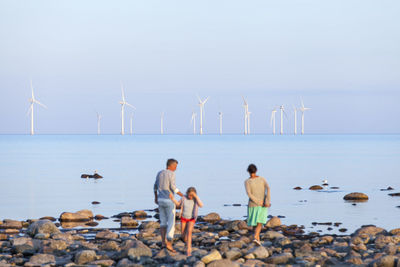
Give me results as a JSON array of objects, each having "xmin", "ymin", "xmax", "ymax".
[
  {"xmin": 193, "ymin": 193, "xmax": 204, "ymax": 208},
  {"xmin": 264, "ymin": 179, "xmax": 271, "ymax": 207}
]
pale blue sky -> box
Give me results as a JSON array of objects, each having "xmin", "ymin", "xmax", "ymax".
[{"xmin": 0, "ymin": 0, "xmax": 399, "ymax": 134}]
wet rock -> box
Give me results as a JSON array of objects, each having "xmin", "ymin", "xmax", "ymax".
[
  {"xmin": 388, "ymin": 192, "xmax": 400, "ymax": 197},
  {"xmin": 81, "ymin": 172, "xmax": 103, "ymax": 179},
  {"xmin": 121, "ymin": 217, "xmax": 138, "ymax": 228},
  {"xmin": 27, "ymin": 219, "xmax": 60, "ymax": 237},
  {"xmin": 91, "ymin": 201, "xmax": 100, "ymax": 205},
  {"xmin": 139, "ymin": 221, "xmax": 160, "ymax": 230},
  {"xmin": 100, "ymin": 240, "xmax": 120, "ymax": 251},
  {"xmin": 339, "ymin": 228, "xmax": 348, "ymax": 233},
  {"xmin": 330, "ymin": 186, "xmax": 340, "ymax": 189},
  {"xmin": 266, "ymin": 216, "xmax": 281, "ymax": 228},
  {"xmin": 207, "ymin": 259, "xmax": 240, "ymax": 267},
  {"xmin": 59, "ymin": 209, "xmax": 94, "ymax": 222},
  {"xmin": 293, "ymin": 186, "xmax": 302, "ymax": 190},
  {"xmin": 343, "ymin": 192, "xmax": 369, "ymax": 201},
  {"xmin": 202, "ymin": 212, "xmax": 221, "ymax": 223},
  {"xmin": 95, "ymin": 214, "xmax": 108, "ymax": 220},
  {"xmin": 26, "ymin": 253, "xmax": 56, "ymax": 266},
  {"xmin": 85, "ymin": 221, "xmax": 99, "ymax": 227},
  {"xmin": 96, "ymin": 230, "xmax": 118, "ymax": 240},
  {"xmin": 201, "ymin": 249, "xmax": 222, "ymax": 264},
  {"xmin": 380, "ymin": 186, "xmax": 394, "ymax": 191},
  {"xmin": 248, "ymin": 246, "xmax": 269, "ymax": 259},
  {"xmin": 309, "ymin": 185, "xmax": 323, "ymax": 190},
  {"xmin": 389, "ymin": 228, "xmax": 400, "ymax": 235},
  {"xmin": 265, "ymin": 252, "xmax": 293, "ymax": 264},
  {"xmin": 39, "ymin": 216, "xmax": 57, "ymax": 222},
  {"xmin": 75, "ymin": 249, "xmax": 97, "ymax": 264},
  {"xmin": 133, "ymin": 210, "xmax": 147, "ymax": 218},
  {"xmin": 0, "ymin": 219, "xmax": 22, "ymax": 229},
  {"xmin": 232, "ymin": 203, "xmax": 241, "ymax": 206}
]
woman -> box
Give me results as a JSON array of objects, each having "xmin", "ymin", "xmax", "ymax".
[{"xmin": 244, "ymin": 164, "xmax": 271, "ymax": 246}]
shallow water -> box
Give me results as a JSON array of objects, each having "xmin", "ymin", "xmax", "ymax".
[{"xmin": 0, "ymin": 134, "xmax": 399, "ymax": 234}]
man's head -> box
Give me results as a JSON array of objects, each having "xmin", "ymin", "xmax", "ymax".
[{"xmin": 166, "ymin": 158, "xmax": 178, "ymax": 171}]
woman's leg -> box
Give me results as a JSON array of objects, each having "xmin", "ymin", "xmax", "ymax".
[
  {"xmin": 186, "ymin": 220, "xmax": 195, "ymax": 256},
  {"xmin": 254, "ymin": 223, "xmax": 262, "ymax": 241}
]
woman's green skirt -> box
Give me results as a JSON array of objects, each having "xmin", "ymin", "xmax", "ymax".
[{"xmin": 247, "ymin": 206, "xmax": 268, "ymax": 226}]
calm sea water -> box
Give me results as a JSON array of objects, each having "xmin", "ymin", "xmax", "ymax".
[{"xmin": 0, "ymin": 134, "xmax": 399, "ymax": 234}]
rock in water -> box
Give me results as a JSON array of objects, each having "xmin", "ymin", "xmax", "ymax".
[
  {"xmin": 96, "ymin": 230, "xmax": 118, "ymax": 240},
  {"xmin": 343, "ymin": 192, "xmax": 369, "ymax": 201},
  {"xmin": 93, "ymin": 172, "xmax": 103, "ymax": 179},
  {"xmin": 309, "ymin": 185, "xmax": 323, "ymax": 190},
  {"xmin": 75, "ymin": 250, "xmax": 97, "ymax": 265},
  {"xmin": 133, "ymin": 210, "xmax": 147, "ymax": 218},
  {"xmin": 27, "ymin": 220, "xmax": 60, "ymax": 237},
  {"xmin": 121, "ymin": 217, "xmax": 138, "ymax": 228},
  {"xmin": 293, "ymin": 186, "xmax": 302, "ymax": 190},
  {"xmin": 0, "ymin": 219, "xmax": 22, "ymax": 229},
  {"xmin": 91, "ymin": 201, "xmax": 100, "ymax": 205},
  {"xmin": 388, "ymin": 192, "xmax": 400, "ymax": 197},
  {"xmin": 59, "ymin": 209, "xmax": 94, "ymax": 222},
  {"xmin": 202, "ymin": 212, "xmax": 221, "ymax": 223},
  {"xmin": 201, "ymin": 250, "xmax": 222, "ymax": 264},
  {"xmin": 266, "ymin": 216, "xmax": 281, "ymax": 228}
]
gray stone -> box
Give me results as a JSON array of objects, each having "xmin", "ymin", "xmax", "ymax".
[
  {"xmin": 207, "ymin": 259, "xmax": 240, "ymax": 267},
  {"xmin": 27, "ymin": 253, "xmax": 56, "ymax": 266},
  {"xmin": 27, "ymin": 220, "xmax": 60, "ymax": 237},
  {"xmin": 248, "ymin": 246, "xmax": 269, "ymax": 259},
  {"xmin": 224, "ymin": 248, "xmax": 242, "ymax": 260},
  {"xmin": 126, "ymin": 240, "xmax": 152, "ymax": 260},
  {"xmin": 74, "ymin": 250, "xmax": 97, "ymax": 265},
  {"xmin": 96, "ymin": 230, "xmax": 118, "ymax": 240},
  {"xmin": 265, "ymin": 252, "xmax": 293, "ymax": 264}
]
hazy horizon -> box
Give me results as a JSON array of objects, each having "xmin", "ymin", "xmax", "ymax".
[{"xmin": 0, "ymin": 1, "xmax": 399, "ymax": 134}]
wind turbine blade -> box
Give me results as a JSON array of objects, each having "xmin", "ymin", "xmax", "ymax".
[
  {"xmin": 121, "ymin": 82, "xmax": 125, "ymax": 102},
  {"xmin": 203, "ymin": 97, "xmax": 209, "ymax": 104},
  {"xmin": 30, "ymin": 80, "xmax": 34, "ymax": 99},
  {"xmin": 270, "ymin": 112, "xmax": 274, "ymax": 126},
  {"xmin": 34, "ymin": 100, "xmax": 47, "ymax": 109},
  {"xmin": 283, "ymin": 110, "xmax": 289, "ymax": 119},
  {"xmin": 196, "ymin": 94, "xmax": 201, "ymax": 103},
  {"xmin": 125, "ymin": 103, "xmax": 136, "ymax": 109},
  {"xmin": 301, "ymin": 97, "xmax": 305, "ymax": 109},
  {"xmin": 26, "ymin": 105, "xmax": 32, "ymax": 116},
  {"xmin": 242, "ymin": 96, "xmax": 247, "ymax": 105}
]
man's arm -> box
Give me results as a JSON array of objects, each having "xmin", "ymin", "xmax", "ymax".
[
  {"xmin": 154, "ymin": 175, "xmax": 159, "ymax": 204},
  {"xmin": 169, "ymin": 172, "xmax": 184, "ymax": 197}
]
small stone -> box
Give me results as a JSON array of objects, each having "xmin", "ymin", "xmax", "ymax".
[
  {"xmin": 224, "ymin": 248, "xmax": 242, "ymax": 260},
  {"xmin": 39, "ymin": 216, "xmax": 57, "ymax": 222},
  {"xmin": 95, "ymin": 214, "xmax": 108, "ymax": 220},
  {"xmin": 207, "ymin": 259, "xmax": 240, "ymax": 267},
  {"xmin": 27, "ymin": 253, "xmax": 56, "ymax": 266},
  {"xmin": 249, "ymin": 246, "xmax": 269, "ymax": 259},
  {"xmin": 339, "ymin": 228, "xmax": 347, "ymax": 232},
  {"xmin": 265, "ymin": 252, "xmax": 293, "ymax": 264},
  {"xmin": 27, "ymin": 220, "xmax": 60, "ymax": 237},
  {"xmin": 388, "ymin": 192, "xmax": 400, "ymax": 197},
  {"xmin": 309, "ymin": 185, "xmax": 323, "ymax": 190},
  {"xmin": 96, "ymin": 230, "xmax": 118, "ymax": 240},
  {"xmin": 91, "ymin": 201, "xmax": 100, "ymax": 205},
  {"xmin": 343, "ymin": 192, "xmax": 369, "ymax": 201},
  {"xmin": 60, "ymin": 209, "xmax": 94, "ymax": 222},
  {"xmin": 201, "ymin": 249, "xmax": 222, "ymax": 264},
  {"xmin": 293, "ymin": 186, "xmax": 302, "ymax": 190},
  {"xmin": 133, "ymin": 210, "xmax": 147, "ymax": 218}
]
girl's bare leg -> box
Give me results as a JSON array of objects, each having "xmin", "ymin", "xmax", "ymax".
[
  {"xmin": 254, "ymin": 223, "xmax": 262, "ymax": 241},
  {"xmin": 181, "ymin": 221, "xmax": 187, "ymax": 243},
  {"xmin": 186, "ymin": 221, "xmax": 195, "ymax": 256}
]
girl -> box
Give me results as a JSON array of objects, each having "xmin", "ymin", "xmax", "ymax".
[
  {"xmin": 170, "ymin": 187, "xmax": 203, "ymax": 256},
  {"xmin": 244, "ymin": 164, "xmax": 271, "ymax": 246}
]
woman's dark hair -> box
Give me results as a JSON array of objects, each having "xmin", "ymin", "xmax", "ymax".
[{"xmin": 247, "ymin": 164, "xmax": 257, "ymax": 174}]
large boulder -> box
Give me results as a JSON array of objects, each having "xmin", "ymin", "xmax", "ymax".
[
  {"xmin": 266, "ymin": 216, "xmax": 281, "ymax": 228},
  {"xmin": 248, "ymin": 246, "xmax": 269, "ymax": 259},
  {"xmin": 11, "ymin": 237, "xmax": 37, "ymax": 255},
  {"xmin": 125, "ymin": 240, "xmax": 152, "ymax": 260},
  {"xmin": 354, "ymin": 225, "xmax": 385, "ymax": 237},
  {"xmin": 202, "ymin": 212, "xmax": 221, "ymax": 223},
  {"xmin": 201, "ymin": 249, "xmax": 222, "ymax": 264},
  {"xmin": 75, "ymin": 250, "xmax": 97, "ymax": 265},
  {"xmin": 0, "ymin": 219, "xmax": 22, "ymax": 229},
  {"xmin": 60, "ymin": 209, "xmax": 93, "ymax": 222},
  {"xmin": 343, "ymin": 192, "xmax": 369, "ymax": 201},
  {"xmin": 368, "ymin": 255, "xmax": 397, "ymax": 267},
  {"xmin": 27, "ymin": 220, "xmax": 60, "ymax": 237},
  {"xmin": 224, "ymin": 220, "xmax": 248, "ymax": 231}
]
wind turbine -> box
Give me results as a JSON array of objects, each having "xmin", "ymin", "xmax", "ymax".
[
  {"xmin": 119, "ymin": 82, "xmax": 135, "ymax": 135},
  {"xmin": 293, "ymin": 105, "xmax": 297, "ymax": 135},
  {"xmin": 28, "ymin": 80, "xmax": 47, "ymax": 135},
  {"xmin": 191, "ymin": 112, "xmax": 197, "ymax": 134},
  {"xmin": 299, "ymin": 98, "xmax": 311, "ymax": 135},
  {"xmin": 130, "ymin": 113, "xmax": 133, "ymax": 135},
  {"xmin": 279, "ymin": 105, "xmax": 288, "ymax": 135},
  {"xmin": 218, "ymin": 111, "xmax": 223, "ymax": 135},
  {"xmin": 197, "ymin": 95, "xmax": 209, "ymax": 135},
  {"xmin": 247, "ymin": 111, "xmax": 251, "ymax": 134},
  {"xmin": 270, "ymin": 107, "xmax": 277, "ymax": 135},
  {"xmin": 96, "ymin": 112, "xmax": 102, "ymax": 135},
  {"xmin": 242, "ymin": 97, "xmax": 249, "ymax": 135},
  {"xmin": 160, "ymin": 112, "xmax": 164, "ymax": 135}
]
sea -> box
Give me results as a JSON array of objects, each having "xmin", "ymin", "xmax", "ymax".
[{"xmin": 0, "ymin": 134, "xmax": 399, "ymax": 235}]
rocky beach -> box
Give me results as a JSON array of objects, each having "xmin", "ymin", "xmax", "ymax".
[{"xmin": 1, "ymin": 209, "xmax": 400, "ymax": 267}]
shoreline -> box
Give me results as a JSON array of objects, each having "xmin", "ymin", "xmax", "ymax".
[{"xmin": 1, "ymin": 210, "xmax": 400, "ymax": 266}]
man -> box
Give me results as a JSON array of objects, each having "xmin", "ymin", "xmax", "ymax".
[{"xmin": 154, "ymin": 158, "xmax": 184, "ymax": 252}]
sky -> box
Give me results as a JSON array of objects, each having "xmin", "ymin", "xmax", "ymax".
[{"xmin": 0, "ymin": 0, "xmax": 399, "ymax": 134}]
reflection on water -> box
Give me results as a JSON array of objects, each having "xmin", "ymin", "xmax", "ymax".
[{"xmin": 0, "ymin": 134, "xmax": 399, "ymax": 234}]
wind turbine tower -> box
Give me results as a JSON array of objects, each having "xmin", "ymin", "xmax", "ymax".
[
  {"xmin": 119, "ymin": 82, "xmax": 135, "ymax": 135},
  {"xmin": 197, "ymin": 95, "xmax": 209, "ymax": 135},
  {"xmin": 270, "ymin": 108, "xmax": 277, "ymax": 135},
  {"xmin": 191, "ymin": 112, "xmax": 197, "ymax": 134},
  {"xmin": 299, "ymin": 98, "xmax": 311, "ymax": 135},
  {"xmin": 28, "ymin": 80, "xmax": 47, "ymax": 135},
  {"xmin": 96, "ymin": 112, "xmax": 102, "ymax": 135},
  {"xmin": 218, "ymin": 111, "xmax": 223, "ymax": 135},
  {"xmin": 160, "ymin": 112, "xmax": 164, "ymax": 135}
]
